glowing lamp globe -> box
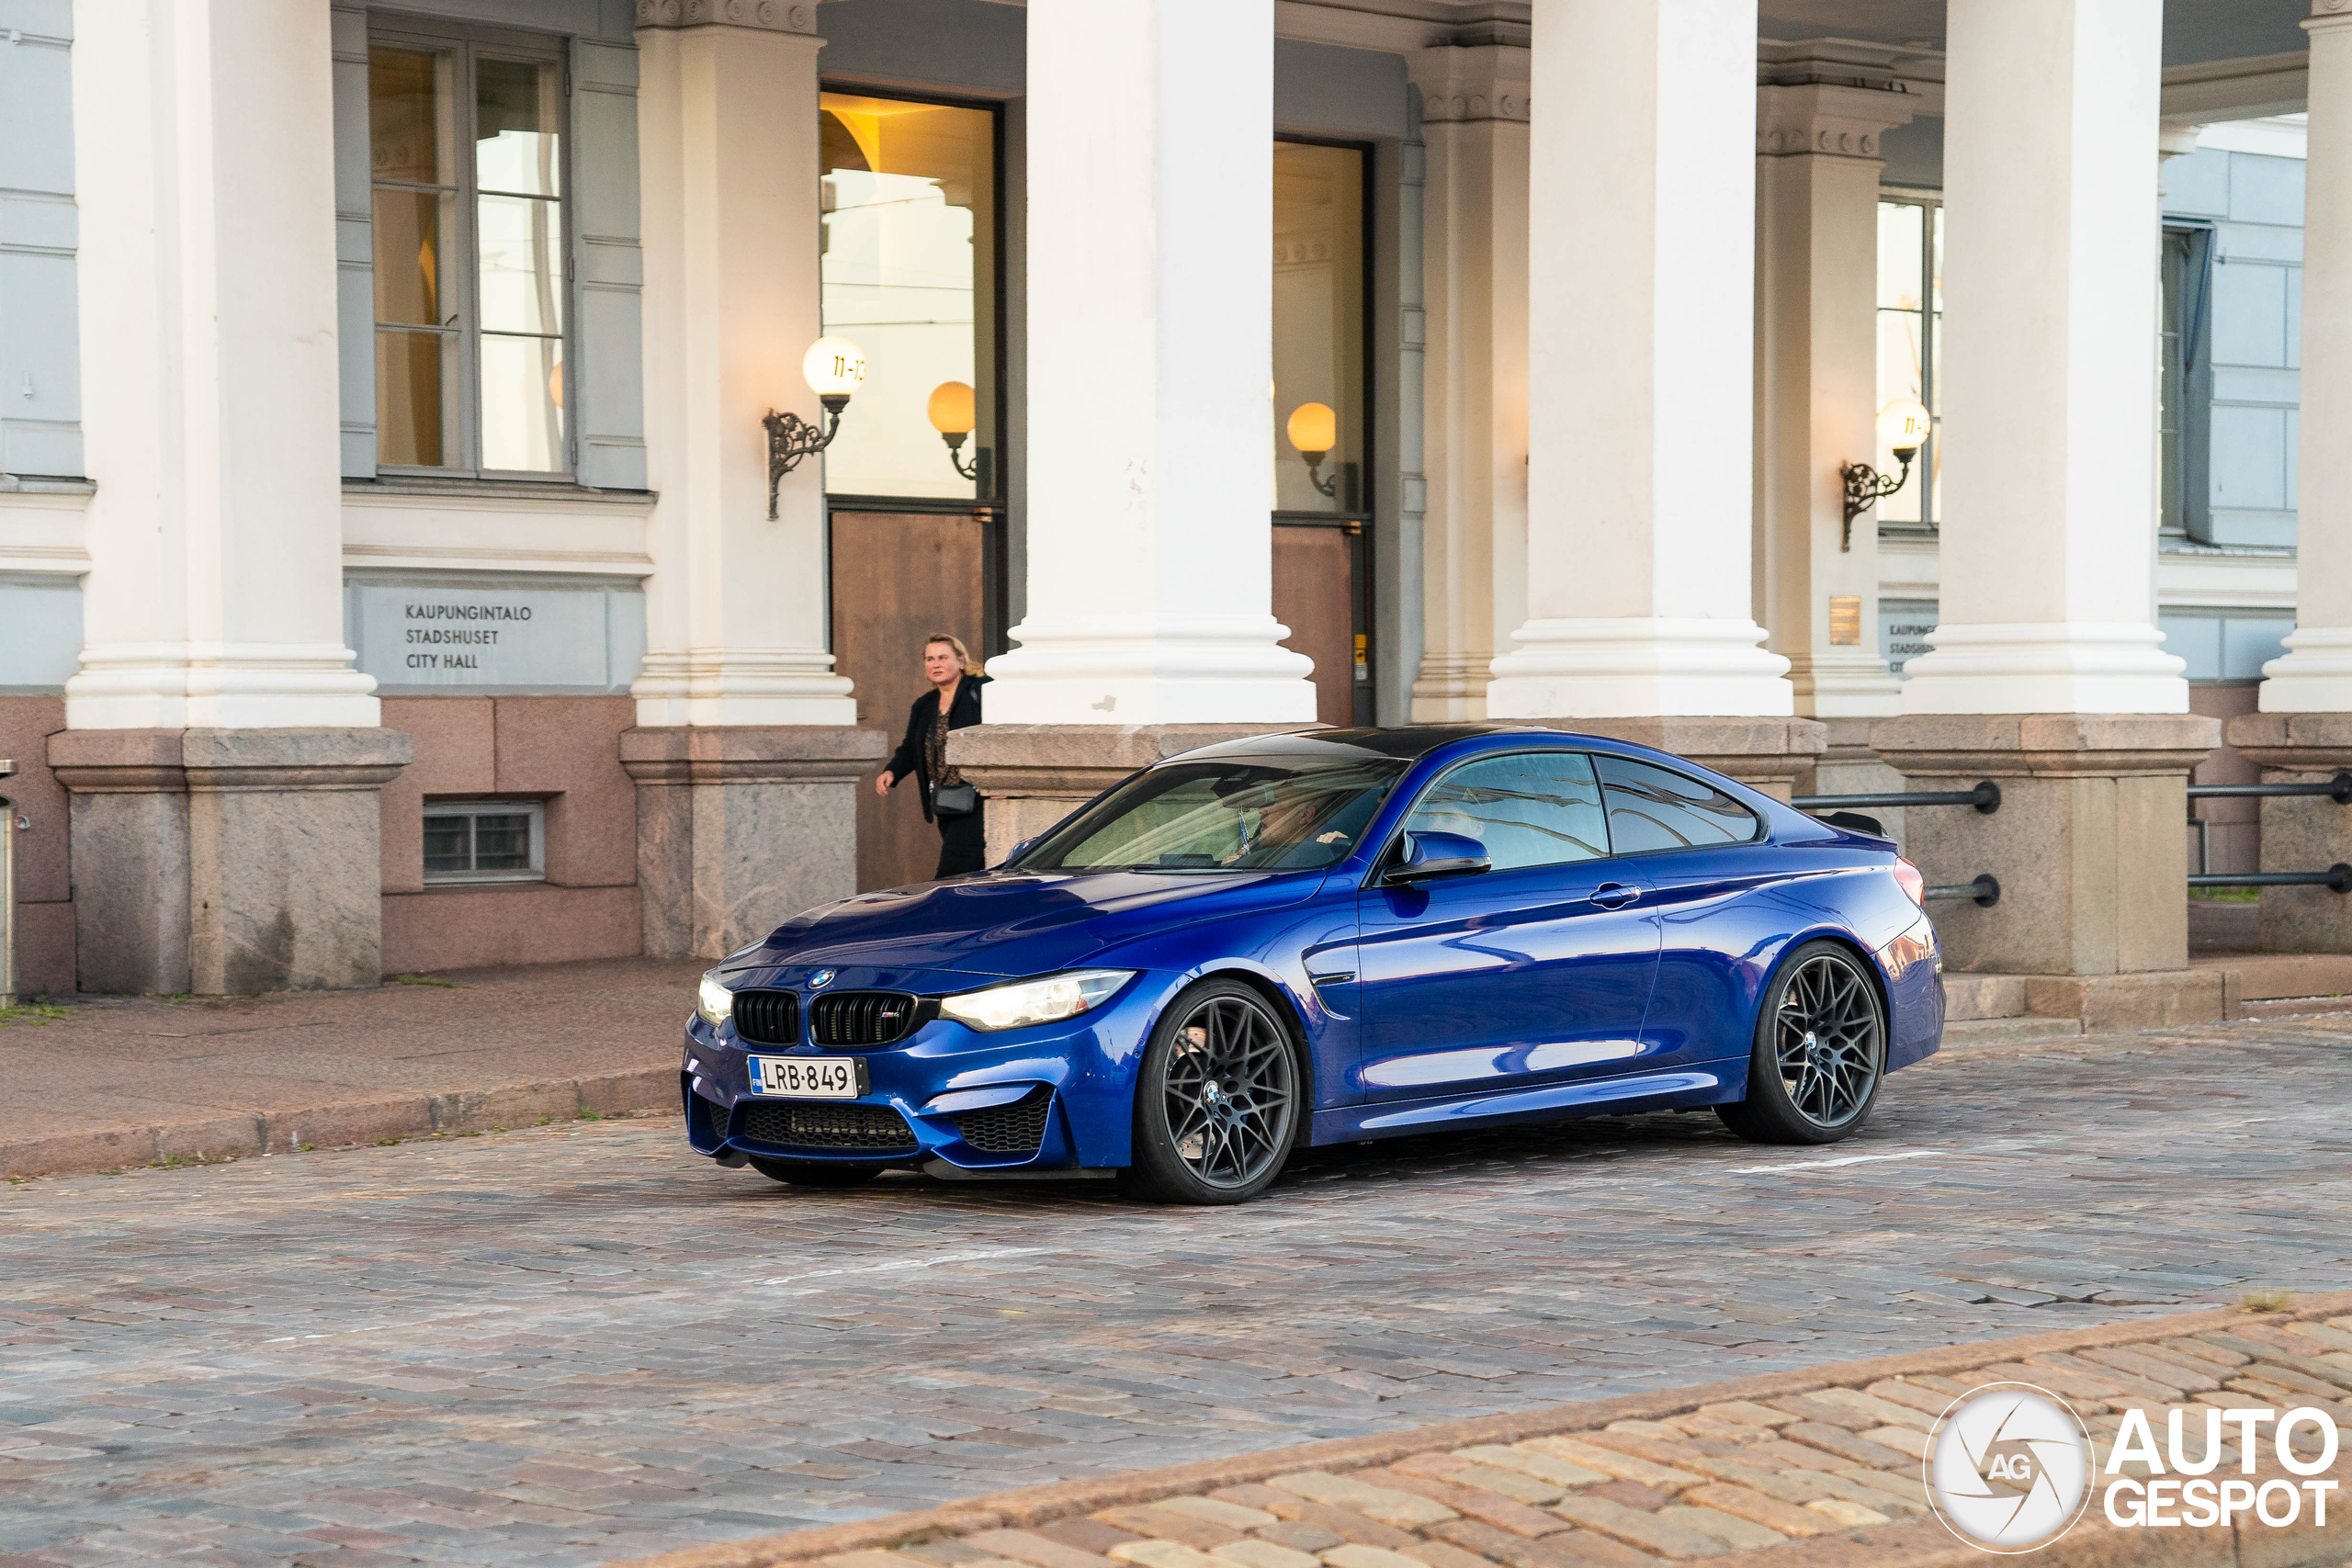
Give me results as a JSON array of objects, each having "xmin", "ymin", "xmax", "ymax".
[
  {"xmin": 927, "ymin": 379, "xmax": 977, "ymax": 436},
  {"xmin": 1876, "ymin": 398, "xmax": 1932, "ymax": 457},
  {"xmin": 1286, "ymin": 400, "xmax": 1338, "ymax": 457},
  {"xmin": 802, "ymin": 336, "xmax": 867, "ymax": 400}
]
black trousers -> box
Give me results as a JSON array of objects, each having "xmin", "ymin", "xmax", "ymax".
[{"xmin": 934, "ymin": 805, "xmax": 987, "ymax": 878}]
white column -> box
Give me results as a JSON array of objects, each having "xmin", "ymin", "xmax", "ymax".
[
  {"xmin": 1409, "ymin": 43, "xmax": 1530, "ymax": 724},
  {"xmin": 1754, "ymin": 73, "xmax": 1915, "ymax": 720},
  {"xmin": 2258, "ymin": 0, "xmax": 2352, "ymax": 710},
  {"xmin": 1488, "ymin": 0, "xmax": 1792, "ymax": 720},
  {"xmin": 982, "ymin": 0, "xmax": 1316, "ymax": 726},
  {"xmin": 1896, "ymin": 0, "xmax": 2186, "ymax": 716},
  {"xmin": 631, "ymin": 7, "xmax": 856, "ymax": 728},
  {"xmin": 66, "ymin": 0, "xmax": 377, "ymax": 729}
]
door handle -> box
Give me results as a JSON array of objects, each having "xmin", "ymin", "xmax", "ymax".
[{"xmin": 1590, "ymin": 882, "xmax": 1639, "ymax": 908}]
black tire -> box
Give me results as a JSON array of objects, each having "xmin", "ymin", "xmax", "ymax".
[
  {"xmin": 1715, "ymin": 939, "xmax": 1886, "ymax": 1145},
  {"xmin": 1122, "ymin": 977, "xmax": 1304, "ymax": 1205},
  {"xmin": 746, "ymin": 1156, "xmax": 887, "ymax": 1188}
]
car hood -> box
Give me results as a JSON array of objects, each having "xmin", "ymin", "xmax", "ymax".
[{"xmin": 729, "ymin": 868, "xmax": 1327, "ymax": 982}]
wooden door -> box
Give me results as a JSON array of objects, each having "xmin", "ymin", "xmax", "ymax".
[
  {"xmin": 830, "ymin": 510, "xmax": 989, "ymax": 891},
  {"xmin": 1272, "ymin": 524, "xmax": 1357, "ymax": 728}
]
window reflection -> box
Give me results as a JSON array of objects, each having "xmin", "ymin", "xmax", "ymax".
[
  {"xmin": 1273, "ymin": 141, "xmax": 1365, "ymax": 515},
  {"xmin": 820, "ymin": 92, "xmax": 995, "ymax": 501}
]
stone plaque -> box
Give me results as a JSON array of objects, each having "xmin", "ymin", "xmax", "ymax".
[{"xmin": 347, "ymin": 579, "xmax": 647, "ymax": 693}]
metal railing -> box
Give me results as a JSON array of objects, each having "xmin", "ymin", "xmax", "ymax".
[
  {"xmin": 1792, "ymin": 780, "xmax": 1999, "ymax": 908},
  {"xmin": 2187, "ymin": 771, "xmax": 2352, "ymax": 890}
]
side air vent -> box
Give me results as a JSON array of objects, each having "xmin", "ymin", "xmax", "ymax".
[
  {"xmin": 809, "ymin": 991, "xmax": 922, "ymax": 1046},
  {"xmin": 730, "ymin": 990, "xmax": 799, "ymax": 1045},
  {"xmin": 950, "ymin": 1089, "xmax": 1051, "ymax": 1155}
]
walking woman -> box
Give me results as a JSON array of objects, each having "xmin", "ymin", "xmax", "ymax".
[{"xmin": 877, "ymin": 632, "xmax": 991, "ymax": 878}]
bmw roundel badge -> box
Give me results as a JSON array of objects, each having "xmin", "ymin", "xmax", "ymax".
[{"xmin": 808, "ymin": 969, "xmax": 835, "ymax": 989}]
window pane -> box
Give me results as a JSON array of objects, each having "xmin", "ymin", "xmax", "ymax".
[
  {"xmin": 1403, "ymin": 751, "xmax": 1609, "ymax": 872},
  {"xmin": 819, "ymin": 93, "xmax": 995, "ymax": 500},
  {"xmin": 423, "ymin": 816, "xmax": 469, "ymax": 874},
  {"xmin": 370, "ymin": 49, "xmax": 452, "ymax": 186},
  {"xmin": 1272, "ymin": 141, "xmax": 1366, "ymax": 514},
  {"xmin": 480, "ymin": 333, "xmax": 564, "ymax": 471},
  {"xmin": 1873, "ymin": 310, "xmax": 1925, "ymax": 524},
  {"xmin": 477, "ymin": 194, "xmax": 563, "ymax": 335},
  {"xmin": 1597, "ymin": 757, "xmax": 1758, "ymax": 854},
  {"xmin": 372, "ymin": 189, "xmax": 452, "ymax": 326},
  {"xmin": 476, "ymin": 58, "xmax": 561, "ymax": 197},
  {"xmin": 1023, "ymin": 759, "xmax": 1405, "ymax": 873},
  {"xmin": 1877, "ymin": 201, "xmax": 1923, "ymax": 310},
  {"xmin": 377, "ymin": 329, "xmax": 454, "ymax": 467},
  {"xmin": 471, "ymin": 813, "xmax": 533, "ymax": 871}
]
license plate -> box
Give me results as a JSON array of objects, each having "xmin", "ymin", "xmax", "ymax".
[{"xmin": 745, "ymin": 1054, "xmax": 865, "ymax": 1100}]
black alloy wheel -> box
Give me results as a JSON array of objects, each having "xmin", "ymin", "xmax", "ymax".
[
  {"xmin": 1716, "ymin": 939, "xmax": 1885, "ymax": 1145},
  {"xmin": 1124, "ymin": 978, "xmax": 1302, "ymax": 1204},
  {"xmin": 747, "ymin": 1156, "xmax": 887, "ymax": 1188}
]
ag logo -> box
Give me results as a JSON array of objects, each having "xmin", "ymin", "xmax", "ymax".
[
  {"xmin": 1926, "ymin": 1382, "xmax": 2094, "ymax": 1552},
  {"xmin": 808, "ymin": 969, "xmax": 835, "ymax": 989}
]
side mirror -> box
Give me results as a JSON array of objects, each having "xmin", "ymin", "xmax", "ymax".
[{"xmin": 1383, "ymin": 829, "xmax": 1490, "ymax": 886}]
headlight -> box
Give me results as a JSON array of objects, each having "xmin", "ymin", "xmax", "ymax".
[
  {"xmin": 696, "ymin": 971, "xmax": 736, "ymax": 1028},
  {"xmin": 939, "ymin": 969, "xmax": 1135, "ymax": 1032}
]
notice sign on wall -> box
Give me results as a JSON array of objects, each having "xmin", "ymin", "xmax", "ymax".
[{"xmin": 347, "ymin": 580, "xmax": 647, "ymax": 693}]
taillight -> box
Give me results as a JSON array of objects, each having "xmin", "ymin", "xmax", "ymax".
[{"xmin": 1893, "ymin": 858, "xmax": 1926, "ymax": 907}]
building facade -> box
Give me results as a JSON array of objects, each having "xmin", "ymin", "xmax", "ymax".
[{"xmin": 0, "ymin": 0, "xmax": 2344, "ymax": 998}]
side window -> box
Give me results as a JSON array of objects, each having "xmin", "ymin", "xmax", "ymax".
[
  {"xmin": 1400, "ymin": 750, "xmax": 1609, "ymax": 873},
  {"xmin": 1596, "ymin": 756, "xmax": 1760, "ymax": 854}
]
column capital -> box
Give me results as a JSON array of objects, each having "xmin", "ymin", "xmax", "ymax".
[
  {"xmin": 1411, "ymin": 40, "xmax": 1531, "ymax": 127},
  {"xmin": 634, "ymin": 0, "xmax": 818, "ymax": 34},
  {"xmin": 2309, "ymin": 0, "xmax": 2352, "ymax": 39},
  {"xmin": 1756, "ymin": 82, "xmax": 1917, "ymax": 159}
]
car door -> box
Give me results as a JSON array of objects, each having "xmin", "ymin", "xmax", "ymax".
[
  {"xmin": 1354, "ymin": 749, "xmax": 1660, "ymax": 1101},
  {"xmin": 1593, "ymin": 754, "xmax": 1777, "ymax": 1066}
]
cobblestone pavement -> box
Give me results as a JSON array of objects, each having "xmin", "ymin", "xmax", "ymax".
[{"xmin": 4, "ymin": 1019, "xmax": 2350, "ymax": 1567}]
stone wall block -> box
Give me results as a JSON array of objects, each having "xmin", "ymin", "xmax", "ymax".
[
  {"xmin": 1872, "ymin": 713, "xmax": 2214, "ymax": 976},
  {"xmin": 2226, "ymin": 709, "xmax": 2352, "ymax": 953},
  {"xmin": 66, "ymin": 791, "xmax": 193, "ymax": 995}
]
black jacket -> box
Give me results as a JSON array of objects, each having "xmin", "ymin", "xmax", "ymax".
[{"xmin": 886, "ymin": 672, "xmax": 988, "ymax": 822}]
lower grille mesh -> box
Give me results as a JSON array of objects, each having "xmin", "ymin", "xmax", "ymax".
[
  {"xmin": 740, "ymin": 1100, "xmax": 917, "ymax": 1152},
  {"xmin": 700, "ymin": 1094, "xmax": 731, "ymax": 1142},
  {"xmin": 951, "ymin": 1089, "xmax": 1051, "ymax": 1155}
]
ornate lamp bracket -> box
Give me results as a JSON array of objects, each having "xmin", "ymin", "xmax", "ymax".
[
  {"xmin": 1838, "ymin": 451, "xmax": 1915, "ymax": 551},
  {"xmin": 764, "ymin": 396, "xmax": 848, "ymax": 518}
]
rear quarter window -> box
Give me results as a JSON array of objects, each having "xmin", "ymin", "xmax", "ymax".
[{"xmin": 1595, "ymin": 755, "xmax": 1762, "ymax": 853}]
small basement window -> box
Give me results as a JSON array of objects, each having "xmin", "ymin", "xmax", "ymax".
[{"xmin": 424, "ymin": 799, "xmax": 545, "ymax": 884}]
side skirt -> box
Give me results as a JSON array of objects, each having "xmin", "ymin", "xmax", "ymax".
[{"xmin": 1308, "ymin": 1066, "xmax": 1737, "ymax": 1145}]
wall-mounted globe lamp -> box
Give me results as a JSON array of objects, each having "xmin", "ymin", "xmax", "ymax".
[
  {"xmin": 765, "ymin": 335, "xmax": 865, "ymax": 518},
  {"xmin": 1285, "ymin": 401, "xmax": 1340, "ymax": 498},
  {"xmin": 1838, "ymin": 398, "xmax": 1931, "ymax": 549},
  {"xmin": 927, "ymin": 380, "xmax": 979, "ymax": 480}
]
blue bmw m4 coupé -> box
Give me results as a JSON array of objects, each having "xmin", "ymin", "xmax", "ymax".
[{"xmin": 681, "ymin": 725, "xmax": 1944, "ymax": 1204}]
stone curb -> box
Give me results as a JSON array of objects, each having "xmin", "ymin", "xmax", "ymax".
[
  {"xmin": 603, "ymin": 1292, "xmax": 2352, "ymax": 1568},
  {"xmin": 0, "ymin": 1065, "xmax": 678, "ymax": 1179}
]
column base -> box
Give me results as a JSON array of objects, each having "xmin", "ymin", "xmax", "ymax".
[
  {"xmin": 1871, "ymin": 713, "xmax": 2218, "ymax": 976},
  {"xmin": 1894, "ymin": 623, "xmax": 2189, "ymax": 715},
  {"xmin": 2254, "ymin": 628, "xmax": 2352, "ymax": 713},
  {"xmin": 50, "ymin": 728, "xmax": 413, "ymax": 994},
  {"xmin": 1525, "ymin": 716, "xmax": 1826, "ymax": 802},
  {"xmin": 948, "ymin": 724, "xmax": 1319, "ymax": 863},
  {"xmin": 1409, "ymin": 652, "xmax": 1492, "ymax": 723},
  {"xmin": 979, "ymin": 617, "xmax": 1319, "ymax": 727},
  {"xmin": 2224, "ymin": 711, "xmax": 2352, "ymax": 953},
  {"xmin": 1486, "ymin": 618, "xmax": 1795, "ymax": 720},
  {"xmin": 620, "ymin": 726, "xmax": 885, "ymax": 960}
]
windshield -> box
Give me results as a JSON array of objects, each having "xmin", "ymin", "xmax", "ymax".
[{"xmin": 1014, "ymin": 757, "xmax": 1409, "ymax": 874}]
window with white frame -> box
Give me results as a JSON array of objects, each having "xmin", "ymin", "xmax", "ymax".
[
  {"xmin": 369, "ymin": 26, "xmax": 569, "ymax": 477},
  {"xmin": 1874, "ymin": 196, "xmax": 1941, "ymax": 530},
  {"xmin": 423, "ymin": 800, "xmax": 546, "ymax": 884}
]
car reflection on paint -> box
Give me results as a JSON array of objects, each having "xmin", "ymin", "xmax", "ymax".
[{"xmin": 680, "ymin": 724, "xmax": 1944, "ymax": 1204}]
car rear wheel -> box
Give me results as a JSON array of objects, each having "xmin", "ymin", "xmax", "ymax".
[
  {"xmin": 747, "ymin": 1156, "xmax": 887, "ymax": 1188},
  {"xmin": 1123, "ymin": 978, "xmax": 1302, "ymax": 1204},
  {"xmin": 1716, "ymin": 940, "xmax": 1884, "ymax": 1145}
]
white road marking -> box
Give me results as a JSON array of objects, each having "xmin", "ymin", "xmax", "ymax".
[
  {"xmin": 758, "ymin": 1246, "xmax": 1060, "ymax": 1287},
  {"xmin": 1730, "ymin": 1149, "xmax": 1953, "ymax": 1175}
]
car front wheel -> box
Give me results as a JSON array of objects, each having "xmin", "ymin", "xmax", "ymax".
[
  {"xmin": 1716, "ymin": 939, "xmax": 1885, "ymax": 1145},
  {"xmin": 1123, "ymin": 978, "xmax": 1303, "ymax": 1204}
]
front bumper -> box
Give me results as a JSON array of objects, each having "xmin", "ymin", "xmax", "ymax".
[{"xmin": 680, "ymin": 968, "xmax": 1184, "ymax": 1171}]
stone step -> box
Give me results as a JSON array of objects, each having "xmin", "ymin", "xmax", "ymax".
[{"xmin": 1939, "ymin": 1015, "xmax": 2085, "ymax": 1049}]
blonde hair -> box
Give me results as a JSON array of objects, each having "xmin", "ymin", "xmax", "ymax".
[{"xmin": 925, "ymin": 631, "xmax": 981, "ymax": 676}]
